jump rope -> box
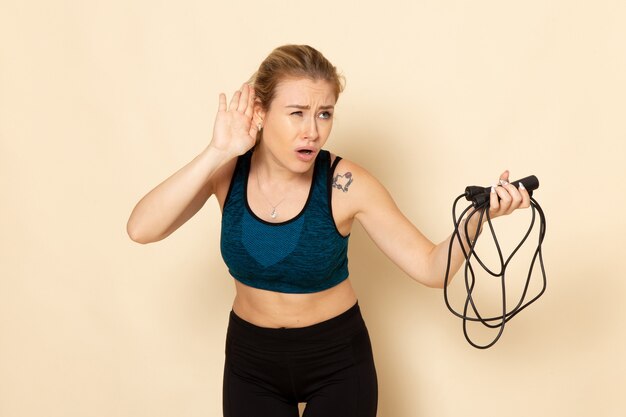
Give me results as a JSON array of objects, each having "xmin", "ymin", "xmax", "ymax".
[{"xmin": 443, "ymin": 176, "xmax": 547, "ymax": 349}]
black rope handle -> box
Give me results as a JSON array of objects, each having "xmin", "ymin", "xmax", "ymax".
[{"xmin": 443, "ymin": 177, "xmax": 547, "ymax": 349}]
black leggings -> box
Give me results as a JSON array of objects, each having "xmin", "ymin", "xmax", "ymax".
[{"xmin": 223, "ymin": 303, "xmax": 378, "ymax": 417}]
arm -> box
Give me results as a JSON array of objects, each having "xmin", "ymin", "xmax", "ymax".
[
  {"xmin": 126, "ymin": 84, "xmax": 258, "ymax": 244},
  {"xmin": 341, "ymin": 162, "xmax": 529, "ymax": 288}
]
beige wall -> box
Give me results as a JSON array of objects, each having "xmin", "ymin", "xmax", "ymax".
[{"xmin": 1, "ymin": 0, "xmax": 624, "ymax": 416}]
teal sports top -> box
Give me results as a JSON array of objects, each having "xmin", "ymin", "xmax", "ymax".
[{"xmin": 220, "ymin": 150, "xmax": 350, "ymax": 294}]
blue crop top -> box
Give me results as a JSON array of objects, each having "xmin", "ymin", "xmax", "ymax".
[{"xmin": 220, "ymin": 150, "xmax": 350, "ymax": 294}]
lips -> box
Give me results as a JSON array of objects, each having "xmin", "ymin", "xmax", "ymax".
[{"xmin": 295, "ymin": 147, "xmax": 317, "ymax": 161}]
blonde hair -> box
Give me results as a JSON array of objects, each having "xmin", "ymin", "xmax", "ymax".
[{"xmin": 250, "ymin": 45, "xmax": 345, "ymax": 111}]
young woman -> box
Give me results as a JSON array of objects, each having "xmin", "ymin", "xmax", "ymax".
[{"xmin": 127, "ymin": 44, "xmax": 529, "ymax": 417}]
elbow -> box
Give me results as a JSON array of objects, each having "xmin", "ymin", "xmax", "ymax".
[
  {"xmin": 126, "ymin": 219, "xmax": 155, "ymax": 244},
  {"xmin": 409, "ymin": 265, "xmax": 446, "ymax": 289},
  {"xmin": 127, "ymin": 224, "xmax": 147, "ymax": 244},
  {"xmin": 409, "ymin": 275, "xmax": 445, "ymax": 289},
  {"xmin": 424, "ymin": 279, "xmax": 446, "ymax": 290}
]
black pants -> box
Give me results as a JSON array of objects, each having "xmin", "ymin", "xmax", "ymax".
[{"xmin": 223, "ymin": 303, "xmax": 378, "ymax": 417}]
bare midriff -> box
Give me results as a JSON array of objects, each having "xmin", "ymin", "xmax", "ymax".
[{"xmin": 232, "ymin": 278, "xmax": 358, "ymax": 328}]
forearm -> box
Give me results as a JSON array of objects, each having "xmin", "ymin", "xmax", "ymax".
[
  {"xmin": 126, "ymin": 145, "xmax": 232, "ymax": 243},
  {"xmin": 425, "ymin": 216, "xmax": 483, "ymax": 288}
]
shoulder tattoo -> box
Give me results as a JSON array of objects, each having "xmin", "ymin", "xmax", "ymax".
[{"xmin": 332, "ymin": 172, "xmax": 354, "ymax": 193}]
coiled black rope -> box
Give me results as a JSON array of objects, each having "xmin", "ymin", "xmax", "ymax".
[{"xmin": 443, "ymin": 176, "xmax": 547, "ymax": 349}]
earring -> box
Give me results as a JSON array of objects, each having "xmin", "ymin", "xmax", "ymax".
[{"xmin": 257, "ymin": 123, "xmax": 262, "ymax": 132}]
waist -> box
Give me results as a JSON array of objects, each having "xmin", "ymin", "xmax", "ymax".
[
  {"xmin": 231, "ymin": 278, "xmax": 358, "ymax": 328},
  {"xmin": 229, "ymin": 300, "xmax": 363, "ymax": 343}
]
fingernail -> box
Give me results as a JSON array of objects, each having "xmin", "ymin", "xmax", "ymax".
[
  {"xmin": 499, "ymin": 179, "xmax": 509, "ymax": 186},
  {"xmin": 491, "ymin": 186, "xmax": 496, "ymax": 193},
  {"xmin": 518, "ymin": 182, "xmax": 526, "ymax": 190}
]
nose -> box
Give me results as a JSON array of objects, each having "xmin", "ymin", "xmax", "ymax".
[{"xmin": 303, "ymin": 117, "xmax": 319, "ymax": 141}]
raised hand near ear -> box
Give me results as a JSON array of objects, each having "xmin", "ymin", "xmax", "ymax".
[{"xmin": 209, "ymin": 83, "xmax": 258, "ymax": 159}]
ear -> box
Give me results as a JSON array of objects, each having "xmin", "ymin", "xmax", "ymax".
[{"xmin": 253, "ymin": 102, "xmax": 266, "ymax": 127}]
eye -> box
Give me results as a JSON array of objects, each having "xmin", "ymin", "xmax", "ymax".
[
  {"xmin": 319, "ymin": 111, "xmax": 333, "ymax": 120},
  {"xmin": 290, "ymin": 111, "xmax": 303, "ymax": 116}
]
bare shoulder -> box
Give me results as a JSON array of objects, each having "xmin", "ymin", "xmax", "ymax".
[
  {"xmin": 330, "ymin": 155, "xmax": 389, "ymax": 194},
  {"xmin": 329, "ymin": 154, "xmax": 395, "ymax": 221}
]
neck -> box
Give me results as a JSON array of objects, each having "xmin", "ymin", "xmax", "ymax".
[
  {"xmin": 251, "ymin": 145, "xmax": 314, "ymax": 220},
  {"xmin": 251, "ymin": 144, "xmax": 313, "ymax": 185}
]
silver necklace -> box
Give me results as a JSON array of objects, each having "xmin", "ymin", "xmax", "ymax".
[{"xmin": 255, "ymin": 168, "xmax": 286, "ymax": 219}]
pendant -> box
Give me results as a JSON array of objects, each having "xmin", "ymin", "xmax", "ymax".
[{"xmin": 270, "ymin": 207, "xmax": 277, "ymax": 219}]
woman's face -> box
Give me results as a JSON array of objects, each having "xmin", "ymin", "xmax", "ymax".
[{"xmin": 256, "ymin": 77, "xmax": 336, "ymax": 173}]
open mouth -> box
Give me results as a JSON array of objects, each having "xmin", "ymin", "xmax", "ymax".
[{"xmin": 298, "ymin": 150, "xmax": 314, "ymax": 155}]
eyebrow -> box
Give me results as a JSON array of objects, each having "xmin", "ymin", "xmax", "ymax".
[{"xmin": 285, "ymin": 104, "xmax": 335, "ymax": 110}]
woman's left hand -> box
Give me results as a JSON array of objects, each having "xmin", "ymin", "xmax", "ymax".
[{"xmin": 488, "ymin": 170, "xmax": 531, "ymax": 219}]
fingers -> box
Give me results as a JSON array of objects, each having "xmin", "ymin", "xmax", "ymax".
[
  {"xmin": 489, "ymin": 184, "xmax": 500, "ymax": 212},
  {"xmin": 517, "ymin": 181, "xmax": 531, "ymax": 208},
  {"xmin": 237, "ymin": 83, "xmax": 249, "ymax": 112},
  {"xmin": 498, "ymin": 170, "xmax": 510, "ymax": 186},
  {"xmin": 218, "ymin": 93, "xmax": 227, "ymax": 112},
  {"xmin": 223, "ymin": 84, "xmax": 255, "ymax": 116},
  {"xmin": 248, "ymin": 123, "xmax": 258, "ymax": 140},
  {"xmin": 228, "ymin": 89, "xmax": 241, "ymax": 111},
  {"xmin": 489, "ymin": 170, "xmax": 528, "ymax": 217},
  {"xmin": 244, "ymin": 85, "xmax": 255, "ymax": 119},
  {"xmin": 495, "ymin": 183, "xmax": 520, "ymax": 215}
]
